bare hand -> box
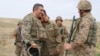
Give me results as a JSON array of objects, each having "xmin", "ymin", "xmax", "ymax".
[
  {"xmin": 64, "ymin": 43, "xmax": 72, "ymax": 50},
  {"xmin": 31, "ymin": 43, "xmax": 38, "ymax": 48},
  {"xmin": 55, "ymin": 48, "xmax": 60, "ymax": 54}
]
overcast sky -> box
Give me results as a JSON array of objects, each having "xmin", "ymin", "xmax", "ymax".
[{"xmin": 0, "ymin": 0, "xmax": 99, "ymax": 21}]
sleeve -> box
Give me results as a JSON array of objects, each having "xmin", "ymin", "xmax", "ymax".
[
  {"xmin": 72, "ymin": 18, "xmax": 91, "ymax": 48},
  {"xmin": 53, "ymin": 24, "xmax": 61, "ymax": 49},
  {"xmin": 21, "ymin": 14, "xmax": 34, "ymax": 45}
]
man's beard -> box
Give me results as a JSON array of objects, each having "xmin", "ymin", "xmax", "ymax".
[
  {"xmin": 37, "ymin": 17, "xmax": 41, "ymax": 20},
  {"xmin": 79, "ymin": 12, "xmax": 83, "ymax": 17}
]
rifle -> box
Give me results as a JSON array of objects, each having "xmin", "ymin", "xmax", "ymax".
[
  {"xmin": 14, "ymin": 27, "xmax": 22, "ymax": 45},
  {"xmin": 65, "ymin": 16, "xmax": 75, "ymax": 56}
]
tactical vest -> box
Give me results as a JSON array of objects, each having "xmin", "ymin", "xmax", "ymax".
[
  {"xmin": 29, "ymin": 15, "xmax": 46, "ymax": 40},
  {"xmin": 73, "ymin": 18, "xmax": 97, "ymax": 46},
  {"xmin": 86, "ymin": 19, "xmax": 97, "ymax": 46}
]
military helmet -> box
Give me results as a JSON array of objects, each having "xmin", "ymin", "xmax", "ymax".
[
  {"xmin": 77, "ymin": 0, "xmax": 92, "ymax": 10},
  {"xmin": 55, "ymin": 16, "xmax": 63, "ymax": 22},
  {"xmin": 17, "ymin": 20, "xmax": 22, "ymax": 25}
]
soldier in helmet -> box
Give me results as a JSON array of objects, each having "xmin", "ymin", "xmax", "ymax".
[
  {"xmin": 13, "ymin": 21, "xmax": 24, "ymax": 56},
  {"xmin": 55, "ymin": 16, "xmax": 68, "ymax": 56},
  {"xmin": 65, "ymin": 0, "xmax": 97, "ymax": 56}
]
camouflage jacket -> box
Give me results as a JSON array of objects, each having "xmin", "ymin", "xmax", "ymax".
[
  {"xmin": 72, "ymin": 12, "xmax": 97, "ymax": 48},
  {"xmin": 57, "ymin": 25, "xmax": 68, "ymax": 43},
  {"xmin": 42, "ymin": 21, "xmax": 60, "ymax": 55},
  {"xmin": 21, "ymin": 13, "xmax": 47, "ymax": 45}
]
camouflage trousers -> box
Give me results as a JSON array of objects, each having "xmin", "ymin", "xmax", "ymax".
[
  {"xmin": 15, "ymin": 42, "xmax": 24, "ymax": 56},
  {"xmin": 66, "ymin": 45, "xmax": 96, "ymax": 56},
  {"xmin": 59, "ymin": 42, "xmax": 65, "ymax": 56}
]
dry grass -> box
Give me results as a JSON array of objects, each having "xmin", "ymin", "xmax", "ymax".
[
  {"xmin": 0, "ymin": 18, "xmax": 100, "ymax": 56},
  {"xmin": 0, "ymin": 18, "xmax": 19, "ymax": 56},
  {"xmin": 0, "ymin": 34, "xmax": 15, "ymax": 56}
]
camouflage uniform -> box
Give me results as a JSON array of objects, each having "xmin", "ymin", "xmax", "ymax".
[
  {"xmin": 68, "ymin": 0, "xmax": 97, "ymax": 56},
  {"xmin": 13, "ymin": 22, "xmax": 24, "ymax": 56},
  {"xmin": 57, "ymin": 25, "xmax": 68, "ymax": 56},
  {"xmin": 42, "ymin": 21, "xmax": 60, "ymax": 56},
  {"xmin": 55, "ymin": 16, "xmax": 68, "ymax": 56},
  {"xmin": 70, "ymin": 13, "xmax": 97, "ymax": 56},
  {"xmin": 21, "ymin": 13, "xmax": 47, "ymax": 56}
]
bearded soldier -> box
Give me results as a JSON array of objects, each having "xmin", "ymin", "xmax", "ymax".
[{"xmin": 21, "ymin": 3, "xmax": 47, "ymax": 56}]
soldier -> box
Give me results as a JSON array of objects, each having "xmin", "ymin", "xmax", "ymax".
[
  {"xmin": 55, "ymin": 16, "xmax": 68, "ymax": 56},
  {"xmin": 65, "ymin": 0, "xmax": 97, "ymax": 56},
  {"xmin": 41, "ymin": 10, "xmax": 61, "ymax": 56},
  {"xmin": 13, "ymin": 21, "xmax": 24, "ymax": 56},
  {"xmin": 21, "ymin": 3, "xmax": 47, "ymax": 56}
]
